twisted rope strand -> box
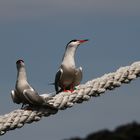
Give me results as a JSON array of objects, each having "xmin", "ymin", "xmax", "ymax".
[{"xmin": 0, "ymin": 61, "xmax": 140, "ymax": 135}]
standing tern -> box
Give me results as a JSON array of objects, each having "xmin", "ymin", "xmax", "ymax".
[{"xmin": 54, "ymin": 39, "xmax": 88, "ymax": 93}]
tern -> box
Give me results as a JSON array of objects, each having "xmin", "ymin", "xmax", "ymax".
[
  {"xmin": 11, "ymin": 59, "xmax": 45, "ymax": 107},
  {"xmin": 54, "ymin": 39, "xmax": 88, "ymax": 93}
]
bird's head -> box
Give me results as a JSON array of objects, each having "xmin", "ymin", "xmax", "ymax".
[
  {"xmin": 66, "ymin": 39, "xmax": 89, "ymax": 49},
  {"xmin": 16, "ymin": 59, "xmax": 25, "ymax": 69}
]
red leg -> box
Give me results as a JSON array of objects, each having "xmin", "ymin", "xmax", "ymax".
[
  {"xmin": 70, "ymin": 84, "xmax": 75, "ymax": 93},
  {"xmin": 63, "ymin": 85, "xmax": 69, "ymax": 92}
]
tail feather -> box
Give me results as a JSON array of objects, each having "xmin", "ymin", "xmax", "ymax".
[{"xmin": 48, "ymin": 82, "xmax": 55, "ymax": 85}]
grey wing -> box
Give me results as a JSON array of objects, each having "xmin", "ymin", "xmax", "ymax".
[
  {"xmin": 54, "ymin": 68, "xmax": 63, "ymax": 92},
  {"xmin": 74, "ymin": 67, "xmax": 83, "ymax": 86},
  {"xmin": 23, "ymin": 89, "xmax": 45, "ymax": 105},
  {"xmin": 11, "ymin": 90, "xmax": 22, "ymax": 104}
]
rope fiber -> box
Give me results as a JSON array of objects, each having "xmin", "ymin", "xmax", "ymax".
[{"xmin": 0, "ymin": 61, "xmax": 140, "ymax": 135}]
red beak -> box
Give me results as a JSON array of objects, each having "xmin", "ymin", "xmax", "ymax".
[{"xmin": 78, "ymin": 39, "xmax": 89, "ymax": 43}]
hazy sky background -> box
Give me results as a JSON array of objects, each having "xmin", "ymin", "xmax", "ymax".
[{"xmin": 0, "ymin": 0, "xmax": 140, "ymax": 140}]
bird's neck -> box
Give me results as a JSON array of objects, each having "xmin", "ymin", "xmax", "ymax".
[
  {"xmin": 17, "ymin": 66, "xmax": 28, "ymax": 84},
  {"xmin": 62, "ymin": 47, "xmax": 77, "ymax": 67}
]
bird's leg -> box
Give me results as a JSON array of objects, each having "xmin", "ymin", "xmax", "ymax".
[
  {"xmin": 74, "ymin": 83, "xmax": 80, "ymax": 91},
  {"xmin": 63, "ymin": 85, "xmax": 70, "ymax": 92},
  {"xmin": 63, "ymin": 85, "xmax": 67, "ymax": 92},
  {"xmin": 70, "ymin": 84, "xmax": 75, "ymax": 93}
]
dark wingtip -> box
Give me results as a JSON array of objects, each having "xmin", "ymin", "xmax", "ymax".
[{"xmin": 48, "ymin": 82, "xmax": 55, "ymax": 85}]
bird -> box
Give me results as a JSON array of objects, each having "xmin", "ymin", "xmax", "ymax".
[
  {"xmin": 11, "ymin": 59, "xmax": 45, "ymax": 107},
  {"xmin": 54, "ymin": 39, "xmax": 88, "ymax": 93}
]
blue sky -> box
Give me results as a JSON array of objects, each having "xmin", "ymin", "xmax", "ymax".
[{"xmin": 0, "ymin": 0, "xmax": 140, "ymax": 140}]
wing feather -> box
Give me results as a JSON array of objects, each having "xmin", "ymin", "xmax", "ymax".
[
  {"xmin": 11, "ymin": 90, "xmax": 22, "ymax": 104},
  {"xmin": 54, "ymin": 68, "xmax": 63, "ymax": 93},
  {"xmin": 74, "ymin": 67, "xmax": 83, "ymax": 86},
  {"xmin": 23, "ymin": 89, "xmax": 44, "ymax": 105}
]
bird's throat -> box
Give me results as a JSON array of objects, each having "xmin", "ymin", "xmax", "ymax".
[
  {"xmin": 17, "ymin": 67, "xmax": 28, "ymax": 83},
  {"xmin": 62, "ymin": 47, "xmax": 76, "ymax": 67}
]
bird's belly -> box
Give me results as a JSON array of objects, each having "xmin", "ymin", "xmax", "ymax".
[{"xmin": 60, "ymin": 70, "xmax": 75, "ymax": 87}]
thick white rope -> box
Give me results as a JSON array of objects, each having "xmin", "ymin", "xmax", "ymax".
[{"xmin": 0, "ymin": 61, "xmax": 140, "ymax": 135}]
